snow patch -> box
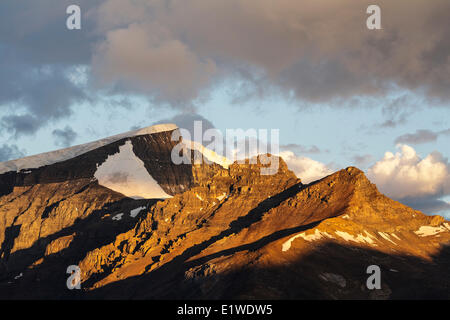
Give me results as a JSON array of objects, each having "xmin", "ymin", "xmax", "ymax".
[
  {"xmin": 415, "ymin": 225, "xmax": 449, "ymax": 237},
  {"xmin": 357, "ymin": 231, "xmax": 376, "ymax": 244},
  {"xmin": 0, "ymin": 124, "xmax": 178, "ymax": 174},
  {"xmin": 130, "ymin": 206, "xmax": 146, "ymax": 218},
  {"xmin": 112, "ymin": 213, "xmax": 124, "ymax": 221},
  {"xmin": 94, "ymin": 140, "xmax": 172, "ymax": 199},
  {"xmin": 282, "ymin": 229, "xmax": 333, "ymax": 251},
  {"xmin": 182, "ymin": 139, "xmax": 233, "ymax": 168},
  {"xmin": 391, "ymin": 233, "xmax": 401, "ymax": 240},
  {"xmin": 14, "ymin": 273, "xmax": 23, "ymax": 280},
  {"xmin": 335, "ymin": 231, "xmax": 376, "ymax": 245},
  {"xmin": 195, "ymin": 193, "xmax": 204, "ymax": 201},
  {"xmin": 216, "ymin": 193, "xmax": 227, "ymax": 201},
  {"xmin": 378, "ymin": 232, "xmax": 397, "ymax": 245}
]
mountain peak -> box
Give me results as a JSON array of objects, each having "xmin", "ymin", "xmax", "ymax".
[
  {"xmin": 1, "ymin": 126, "xmax": 449, "ymax": 300},
  {"xmin": 0, "ymin": 123, "xmax": 179, "ymax": 174},
  {"xmin": 344, "ymin": 166, "xmax": 364, "ymax": 175}
]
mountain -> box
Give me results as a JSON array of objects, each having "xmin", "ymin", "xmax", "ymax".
[{"xmin": 0, "ymin": 124, "xmax": 449, "ymax": 299}]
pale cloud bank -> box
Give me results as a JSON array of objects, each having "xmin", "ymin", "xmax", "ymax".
[
  {"xmin": 368, "ymin": 145, "xmax": 450, "ymax": 199},
  {"xmin": 368, "ymin": 144, "xmax": 450, "ymax": 216},
  {"xmin": 279, "ymin": 151, "xmax": 333, "ymax": 184}
]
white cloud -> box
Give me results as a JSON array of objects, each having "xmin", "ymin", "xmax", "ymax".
[
  {"xmin": 367, "ymin": 144, "xmax": 450, "ymax": 199},
  {"xmin": 279, "ymin": 151, "xmax": 333, "ymax": 184}
]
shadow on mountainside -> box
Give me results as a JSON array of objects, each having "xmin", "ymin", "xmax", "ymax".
[
  {"xmin": 0, "ymin": 172, "xmax": 303, "ymax": 299},
  {"xmin": 1, "ymin": 175, "xmax": 449, "ymax": 299},
  {"xmin": 84, "ymin": 238, "xmax": 450, "ymax": 300},
  {"xmin": 0, "ymin": 197, "xmax": 161, "ymax": 299},
  {"xmin": 70, "ymin": 181, "xmax": 304, "ymax": 285},
  {"xmin": 82, "ymin": 179, "xmax": 450, "ymax": 300}
]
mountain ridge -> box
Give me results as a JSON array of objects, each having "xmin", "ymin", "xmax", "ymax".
[{"xmin": 0, "ymin": 125, "xmax": 449, "ymax": 299}]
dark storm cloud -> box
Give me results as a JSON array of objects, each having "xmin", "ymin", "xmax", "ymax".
[
  {"xmin": 90, "ymin": 0, "xmax": 450, "ymax": 105},
  {"xmin": 1, "ymin": 115, "xmax": 41, "ymax": 137},
  {"xmin": 0, "ymin": 0, "xmax": 99, "ymax": 137},
  {"xmin": 52, "ymin": 126, "xmax": 78, "ymax": 147},
  {"xmin": 0, "ymin": 60, "xmax": 86, "ymax": 137},
  {"xmin": 0, "ymin": 0, "xmax": 101, "ymax": 65},
  {"xmin": 0, "ymin": 144, "xmax": 26, "ymax": 162}
]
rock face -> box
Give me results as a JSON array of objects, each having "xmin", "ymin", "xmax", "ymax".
[{"xmin": 0, "ymin": 125, "xmax": 449, "ymax": 299}]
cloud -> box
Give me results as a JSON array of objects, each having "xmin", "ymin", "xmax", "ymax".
[
  {"xmin": 0, "ymin": 61, "xmax": 86, "ymax": 138},
  {"xmin": 440, "ymin": 128, "xmax": 450, "ymax": 136},
  {"xmin": 2, "ymin": 0, "xmax": 450, "ymax": 170},
  {"xmin": 352, "ymin": 154, "xmax": 375, "ymax": 168},
  {"xmin": 0, "ymin": 0, "xmax": 100, "ymax": 65},
  {"xmin": 1, "ymin": 115, "xmax": 41, "ymax": 137},
  {"xmin": 400, "ymin": 197, "xmax": 450, "ymax": 219},
  {"xmin": 395, "ymin": 128, "xmax": 450, "ymax": 145},
  {"xmin": 88, "ymin": 0, "xmax": 450, "ymax": 105},
  {"xmin": 395, "ymin": 130, "xmax": 438, "ymax": 145},
  {"xmin": 155, "ymin": 113, "xmax": 216, "ymax": 140},
  {"xmin": 1, "ymin": 0, "xmax": 450, "ymax": 141},
  {"xmin": 279, "ymin": 151, "xmax": 333, "ymax": 184},
  {"xmin": 52, "ymin": 126, "xmax": 78, "ymax": 147},
  {"xmin": 368, "ymin": 145, "xmax": 450, "ymax": 199},
  {"xmin": 92, "ymin": 23, "xmax": 217, "ymax": 106},
  {"xmin": 0, "ymin": 144, "xmax": 26, "ymax": 162},
  {"xmin": 0, "ymin": 0, "xmax": 100, "ymax": 137},
  {"xmin": 367, "ymin": 144, "xmax": 450, "ymax": 215},
  {"xmin": 280, "ymin": 144, "xmax": 323, "ymax": 154}
]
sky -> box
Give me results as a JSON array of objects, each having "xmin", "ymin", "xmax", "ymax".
[{"xmin": 0, "ymin": 0, "xmax": 449, "ymax": 218}]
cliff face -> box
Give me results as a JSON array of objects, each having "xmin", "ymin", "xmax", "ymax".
[{"xmin": 0, "ymin": 126, "xmax": 449, "ymax": 299}]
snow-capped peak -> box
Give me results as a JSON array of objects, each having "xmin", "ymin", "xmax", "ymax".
[
  {"xmin": 0, "ymin": 124, "xmax": 178, "ymax": 174},
  {"xmin": 182, "ymin": 139, "xmax": 233, "ymax": 169}
]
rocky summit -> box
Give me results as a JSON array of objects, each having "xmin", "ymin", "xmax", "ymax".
[{"xmin": 0, "ymin": 124, "xmax": 449, "ymax": 299}]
